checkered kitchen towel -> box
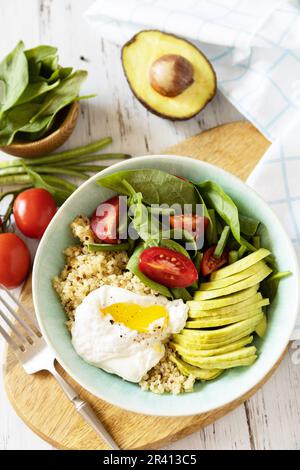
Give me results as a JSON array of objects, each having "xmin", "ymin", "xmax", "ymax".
[{"xmin": 85, "ymin": 0, "xmax": 300, "ymax": 338}]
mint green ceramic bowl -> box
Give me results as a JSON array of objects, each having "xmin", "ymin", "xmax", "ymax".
[{"xmin": 32, "ymin": 155, "xmax": 299, "ymax": 416}]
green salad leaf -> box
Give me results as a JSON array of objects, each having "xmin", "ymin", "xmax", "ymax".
[
  {"xmin": 0, "ymin": 42, "xmax": 90, "ymax": 145},
  {"xmin": 127, "ymin": 244, "xmax": 172, "ymax": 298},
  {"xmin": 239, "ymin": 214, "xmax": 260, "ymax": 237},
  {"xmin": 196, "ymin": 181, "xmax": 240, "ymax": 243},
  {"xmin": 0, "ymin": 41, "xmax": 28, "ymax": 114},
  {"xmin": 0, "ymin": 103, "xmax": 41, "ymax": 145},
  {"xmin": 98, "ymin": 169, "xmax": 199, "ymax": 206}
]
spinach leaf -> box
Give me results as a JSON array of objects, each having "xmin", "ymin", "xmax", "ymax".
[
  {"xmin": 19, "ymin": 114, "xmax": 53, "ymax": 134},
  {"xmin": 25, "ymin": 45, "xmax": 58, "ymax": 62},
  {"xmin": 160, "ymin": 238, "xmax": 190, "ymax": 258},
  {"xmin": 31, "ymin": 70, "xmax": 88, "ymax": 121},
  {"xmin": 127, "ymin": 244, "xmax": 172, "ymax": 298},
  {"xmin": 23, "ymin": 166, "xmax": 71, "ymax": 205},
  {"xmin": 196, "ymin": 181, "xmax": 240, "ymax": 243},
  {"xmin": 15, "ymin": 79, "xmax": 60, "ymax": 106},
  {"xmin": 98, "ymin": 169, "xmax": 198, "ymax": 206},
  {"xmin": 129, "ymin": 191, "xmax": 160, "ymax": 245},
  {"xmin": 194, "ymin": 184, "xmax": 215, "ymax": 244},
  {"xmin": 0, "ymin": 103, "xmax": 41, "ymax": 145},
  {"xmin": 0, "ymin": 41, "xmax": 28, "ymax": 114},
  {"xmin": 239, "ymin": 214, "xmax": 260, "ymax": 237}
]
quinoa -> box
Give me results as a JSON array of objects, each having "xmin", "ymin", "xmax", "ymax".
[{"xmin": 53, "ymin": 215, "xmax": 194, "ymax": 394}]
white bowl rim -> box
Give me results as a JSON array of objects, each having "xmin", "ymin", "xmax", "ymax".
[{"xmin": 33, "ymin": 154, "xmax": 300, "ymax": 417}]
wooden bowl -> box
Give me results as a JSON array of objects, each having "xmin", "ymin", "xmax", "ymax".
[{"xmin": 0, "ymin": 101, "xmax": 79, "ymax": 158}]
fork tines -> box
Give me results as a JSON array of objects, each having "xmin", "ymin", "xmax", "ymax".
[{"xmin": 0, "ymin": 285, "xmax": 42, "ymax": 352}]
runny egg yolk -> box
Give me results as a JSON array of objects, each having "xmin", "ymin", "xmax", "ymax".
[{"xmin": 101, "ymin": 302, "xmax": 169, "ymax": 333}]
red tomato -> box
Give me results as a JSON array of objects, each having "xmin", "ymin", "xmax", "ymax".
[
  {"xmin": 201, "ymin": 246, "xmax": 228, "ymax": 276},
  {"xmin": 90, "ymin": 196, "xmax": 120, "ymax": 244},
  {"xmin": 0, "ymin": 233, "xmax": 31, "ymax": 288},
  {"xmin": 13, "ymin": 188, "xmax": 57, "ymax": 239},
  {"xmin": 139, "ymin": 246, "xmax": 198, "ymax": 288},
  {"xmin": 170, "ymin": 214, "xmax": 209, "ymax": 239}
]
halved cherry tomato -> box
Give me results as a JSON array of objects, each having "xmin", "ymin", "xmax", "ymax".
[
  {"xmin": 0, "ymin": 233, "xmax": 31, "ymax": 288},
  {"xmin": 201, "ymin": 245, "xmax": 228, "ymax": 276},
  {"xmin": 13, "ymin": 188, "xmax": 57, "ymax": 239},
  {"xmin": 139, "ymin": 246, "xmax": 198, "ymax": 288},
  {"xmin": 90, "ymin": 196, "xmax": 120, "ymax": 244},
  {"xmin": 170, "ymin": 214, "xmax": 209, "ymax": 239}
]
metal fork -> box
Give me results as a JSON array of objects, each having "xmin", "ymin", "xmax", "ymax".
[{"xmin": 0, "ymin": 285, "xmax": 119, "ymax": 450}]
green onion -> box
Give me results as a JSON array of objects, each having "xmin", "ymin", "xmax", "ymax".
[
  {"xmin": 171, "ymin": 288, "xmax": 193, "ymax": 301},
  {"xmin": 237, "ymin": 245, "xmax": 247, "ymax": 259},
  {"xmin": 194, "ymin": 252, "xmax": 203, "ymax": 273},
  {"xmin": 269, "ymin": 271, "xmax": 292, "ymax": 281},
  {"xmin": 63, "ymin": 165, "xmax": 106, "ymax": 173},
  {"xmin": 22, "ymin": 137, "xmax": 113, "ymax": 166},
  {"xmin": 87, "ymin": 243, "xmax": 130, "ymax": 252},
  {"xmin": 58, "ymin": 153, "xmax": 130, "ymax": 166},
  {"xmin": 240, "ymin": 236, "xmax": 257, "ymax": 253},
  {"xmin": 43, "ymin": 175, "xmax": 77, "ymax": 192},
  {"xmin": 229, "ymin": 250, "xmax": 238, "ymax": 264},
  {"xmin": 207, "ymin": 209, "xmax": 218, "ymax": 244},
  {"xmin": 32, "ymin": 166, "xmax": 89, "ymax": 180},
  {"xmin": 252, "ymin": 236, "xmax": 261, "ymax": 250},
  {"xmin": 214, "ymin": 226, "xmax": 230, "ymax": 258}
]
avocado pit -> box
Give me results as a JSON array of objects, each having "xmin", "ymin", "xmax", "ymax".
[{"xmin": 149, "ymin": 54, "xmax": 194, "ymax": 98}]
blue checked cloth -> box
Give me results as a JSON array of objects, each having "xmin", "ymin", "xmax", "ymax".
[{"xmin": 86, "ymin": 0, "xmax": 300, "ymax": 338}]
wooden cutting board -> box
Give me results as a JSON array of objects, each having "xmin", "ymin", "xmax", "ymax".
[{"xmin": 3, "ymin": 121, "xmax": 279, "ymax": 450}]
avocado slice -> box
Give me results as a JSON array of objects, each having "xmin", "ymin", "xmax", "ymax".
[
  {"xmin": 189, "ymin": 285, "xmax": 259, "ymax": 311},
  {"xmin": 210, "ymin": 248, "xmax": 270, "ymax": 281},
  {"xmin": 199, "ymin": 261, "xmax": 267, "ymax": 291},
  {"xmin": 255, "ymin": 314, "xmax": 267, "ymax": 338},
  {"xmin": 186, "ymin": 308, "xmax": 263, "ymax": 328},
  {"xmin": 169, "ymin": 354, "xmax": 221, "ymax": 380},
  {"xmin": 194, "ymin": 264, "xmax": 272, "ymax": 300},
  {"xmin": 171, "ymin": 335, "xmax": 254, "ymax": 357},
  {"xmin": 121, "ymin": 30, "xmax": 216, "ymax": 120},
  {"xmin": 180, "ymin": 313, "xmax": 263, "ymax": 343},
  {"xmin": 188, "ymin": 293, "xmax": 264, "ymax": 317},
  {"xmin": 174, "ymin": 327, "xmax": 258, "ymax": 349},
  {"xmin": 183, "ymin": 355, "xmax": 257, "ymax": 370},
  {"xmin": 181, "ymin": 346, "xmax": 257, "ymax": 369}
]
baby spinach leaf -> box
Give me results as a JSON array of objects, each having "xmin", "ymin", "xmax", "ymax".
[
  {"xmin": 25, "ymin": 45, "xmax": 58, "ymax": 62},
  {"xmin": 19, "ymin": 114, "xmax": 53, "ymax": 134},
  {"xmin": 15, "ymin": 79, "xmax": 60, "ymax": 106},
  {"xmin": 127, "ymin": 244, "xmax": 172, "ymax": 298},
  {"xmin": 31, "ymin": 70, "xmax": 88, "ymax": 121},
  {"xmin": 0, "ymin": 103, "xmax": 41, "ymax": 145},
  {"xmin": 0, "ymin": 41, "xmax": 28, "ymax": 114},
  {"xmin": 98, "ymin": 169, "xmax": 198, "ymax": 207},
  {"xmin": 196, "ymin": 181, "xmax": 240, "ymax": 243},
  {"xmin": 239, "ymin": 214, "xmax": 260, "ymax": 237}
]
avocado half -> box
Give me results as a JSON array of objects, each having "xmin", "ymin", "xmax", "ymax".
[{"xmin": 121, "ymin": 30, "xmax": 217, "ymax": 120}]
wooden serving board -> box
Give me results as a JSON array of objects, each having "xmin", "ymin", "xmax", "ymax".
[{"xmin": 3, "ymin": 121, "xmax": 279, "ymax": 450}]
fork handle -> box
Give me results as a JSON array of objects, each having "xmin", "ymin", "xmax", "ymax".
[
  {"xmin": 50, "ymin": 366, "xmax": 119, "ymax": 450},
  {"xmin": 72, "ymin": 397, "xmax": 120, "ymax": 450}
]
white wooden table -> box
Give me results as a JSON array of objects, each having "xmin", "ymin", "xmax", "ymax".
[{"xmin": 0, "ymin": 0, "xmax": 299, "ymax": 451}]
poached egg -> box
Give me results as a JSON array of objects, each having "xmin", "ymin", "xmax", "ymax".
[{"xmin": 71, "ymin": 285, "xmax": 188, "ymax": 382}]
